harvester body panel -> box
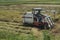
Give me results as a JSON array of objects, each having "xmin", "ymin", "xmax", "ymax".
[{"xmin": 23, "ymin": 12, "xmax": 34, "ymax": 24}]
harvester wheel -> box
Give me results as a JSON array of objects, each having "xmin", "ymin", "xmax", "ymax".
[{"xmin": 44, "ymin": 24, "xmax": 52, "ymax": 29}]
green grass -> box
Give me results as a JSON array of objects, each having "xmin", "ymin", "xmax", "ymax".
[
  {"xmin": 0, "ymin": 0, "xmax": 60, "ymax": 5},
  {"xmin": 0, "ymin": 30, "xmax": 60, "ymax": 40},
  {"xmin": 0, "ymin": 31, "xmax": 19, "ymax": 40},
  {"xmin": 0, "ymin": 0, "xmax": 60, "ymax": 2},
  {"xmin": 0, "ymin": 31, "xmax": 37, "ymax": 40}
]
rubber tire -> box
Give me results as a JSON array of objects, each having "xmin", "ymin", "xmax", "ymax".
[{"xmin": 44, "ymin": 24, "xmax": 52, "ymax": 29}]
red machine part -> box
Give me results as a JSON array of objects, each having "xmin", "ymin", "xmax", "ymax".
[
  {"xmin": 33, "ymin": 21, "xmax": 41, "ymax": 26},
  {"xmin": 33, "ymin": 16, "xmax": 47, "ymax": 26},
  {"xmin": 33, "ymin": 21, "xmax": 48, "ymax": 27}
]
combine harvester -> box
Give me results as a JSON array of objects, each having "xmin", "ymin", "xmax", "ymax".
[{"xmin": 23, "ymin": 8, "xmax": 54, "ymax": 29}]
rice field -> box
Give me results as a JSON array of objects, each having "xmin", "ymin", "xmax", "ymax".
[{"xmin": 0, "ymin": 4, "xmax": 60, "ymax": 40}]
